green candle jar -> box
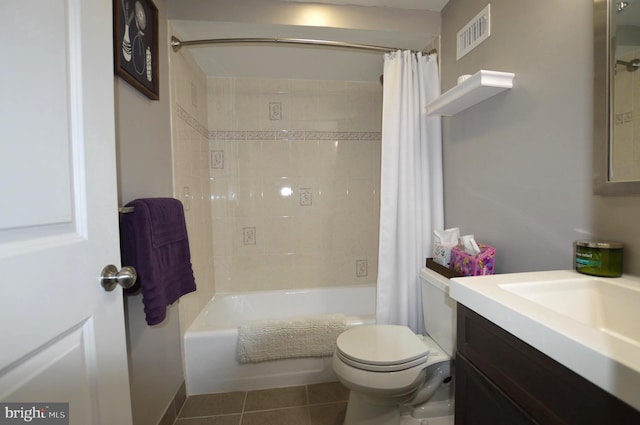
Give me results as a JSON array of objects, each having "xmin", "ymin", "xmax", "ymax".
[{"xmin": 575, "ymin": 241, "xmax": 623, "ymax": 277}]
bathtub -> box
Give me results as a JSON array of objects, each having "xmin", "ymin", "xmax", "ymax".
[{"xmin": 184, "ymin": 285, "xmax": 376, "ymax": 395}]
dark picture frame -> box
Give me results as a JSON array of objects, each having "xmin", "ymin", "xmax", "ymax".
[{"xmin": 114, "ymin": 0, "xmax": 159, "ymax": 100}]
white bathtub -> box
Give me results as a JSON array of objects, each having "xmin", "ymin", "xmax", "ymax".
[{"xmin": 184, "ymin": 285, "xmax": 376, "ymax": 395}]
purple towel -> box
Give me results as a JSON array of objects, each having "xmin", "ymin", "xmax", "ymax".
[{"xmin": 120, "ymin": 198, "xmax": 196, "ymax": 325}]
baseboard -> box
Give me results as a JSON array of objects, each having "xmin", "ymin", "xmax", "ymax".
[{"xmin": 157, "ymin": 381, "xmax": 187, "ymax": 425}]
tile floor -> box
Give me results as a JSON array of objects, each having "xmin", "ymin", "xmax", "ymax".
[{"xmin": 173, "ymin": 382, "xmax": 349, "ymax": 425}]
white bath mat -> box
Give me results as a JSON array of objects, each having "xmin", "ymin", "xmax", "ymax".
[{"xmin": 237, "ymin": 313, "xmax": 346, "ymax": 363}]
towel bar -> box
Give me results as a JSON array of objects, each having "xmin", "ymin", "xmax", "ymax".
[{"xmin": 119, "ymin": 206, "xmax": 135, "ymax": 213}]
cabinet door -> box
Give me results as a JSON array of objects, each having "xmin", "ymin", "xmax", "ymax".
[
  {"xmin": 457, "ymin": 305, "xmax": 640, "ymax": 425},
  {"xmin": 455, "ymin": 354, "xmax": 539, "ymax": 425}
]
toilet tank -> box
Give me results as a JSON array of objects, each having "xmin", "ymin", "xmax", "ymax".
[{"xmin": 420, "ymin": 268, "xmax": 457, "ymax": 356}]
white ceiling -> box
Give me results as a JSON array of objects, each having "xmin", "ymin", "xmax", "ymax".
[
  {"xmin": 279, "ymin": 0, "xmax": 449, "ymax": 11},
  {"xmin": 168, "ymin": 0, "xmax": 448, "ymax": 82}
]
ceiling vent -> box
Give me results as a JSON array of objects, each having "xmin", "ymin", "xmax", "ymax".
[{"xmin": 456, "ymin": 4, "xmax": 491, "ymax": 61}]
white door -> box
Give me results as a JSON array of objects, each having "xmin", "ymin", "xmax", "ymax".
[{"xmin": 0, "ymin": 0, "xmax": 133, "ymax": 424}]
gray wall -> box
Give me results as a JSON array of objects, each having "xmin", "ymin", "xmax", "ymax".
[
  {"xmin": 115, "ymin": 0, "xmax": 185, "ymax": 424},
  {"xmin": 441, "ymin": 0, "xmax": 640, "ymax": 275}
]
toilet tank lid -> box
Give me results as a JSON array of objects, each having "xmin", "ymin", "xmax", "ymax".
[{"xmin": 336, "ymin": 325, "xmax": 428, "ymax": 366}]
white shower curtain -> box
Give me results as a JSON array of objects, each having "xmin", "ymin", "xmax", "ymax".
[{"xmin": 376, "ymin": 50, "xmax": 443, "ymax": 334}]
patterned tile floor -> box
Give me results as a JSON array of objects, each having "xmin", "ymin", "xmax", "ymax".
[{"xmin": 173, "ymin": 382, "xmax": 349, "ymax": 425}]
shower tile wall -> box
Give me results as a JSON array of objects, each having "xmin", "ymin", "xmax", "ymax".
[
  {"xmin": 612, "ymin": 49, "xmax": 640, "ymax": 181},
  {"xmin": 208, "ymin": 77, "xmax": 382, "ymax": 292},
  {"xmin": 170, "ymin": 41, "xmax": 215, "ymax": 333}
]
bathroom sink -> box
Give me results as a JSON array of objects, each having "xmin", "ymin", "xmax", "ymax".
[
  {"xmin": 499, "ymin": 276, "xmax": 640, "ymax": 346},
  {"xmin": 449, "ymin": 270, "xmax": 640, "ymax": 412}
]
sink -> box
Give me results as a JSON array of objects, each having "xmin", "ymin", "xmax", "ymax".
[
  {"xmin": 499, "ymin": 276, "xmax": 640, "ymax": 346},
  {"xmin": 449, "ymin": 270, "xmax": 640, "ymax": 412}
]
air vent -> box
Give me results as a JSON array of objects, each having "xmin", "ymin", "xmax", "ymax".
[{"xmin": 456, "ymin": 4, "xmax": 491, "ymax": 61}]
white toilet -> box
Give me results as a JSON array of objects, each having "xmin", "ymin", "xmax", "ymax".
[{"xmin": 332, "ymin": 268, "xmax": 456, "ymax": 425}]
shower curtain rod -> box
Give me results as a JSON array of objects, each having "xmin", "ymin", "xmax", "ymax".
[{"xmin": 170, "ymin": 35, "xmax": 437, "ymax": 55}]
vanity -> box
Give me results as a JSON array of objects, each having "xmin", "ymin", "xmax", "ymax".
[{"xmin": 450, "ymin": 271, "xmax": 640, "ymax": 424}]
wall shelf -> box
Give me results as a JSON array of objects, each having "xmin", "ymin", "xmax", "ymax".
[{"xmin": 426, "ymin": 70, "xmax": 515, "ymax": 116}]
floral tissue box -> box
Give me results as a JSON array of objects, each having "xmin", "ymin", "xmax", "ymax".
[
  {"xmin": 433, "ymin": 242, "xmax": 454, "ymax": 268},
  {"xmin": 450, "ymin": 244, "xmax": 496, "ymax": 276}
]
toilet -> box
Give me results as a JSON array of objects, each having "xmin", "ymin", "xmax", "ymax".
[{"xmin": 332, "ymin": 268, "xmax": 456, "ymax": 425}]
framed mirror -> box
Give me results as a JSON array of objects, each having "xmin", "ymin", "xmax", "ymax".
[{"xmin": 594, "ymin": 0, "xmax": 640, "ymax": 195}]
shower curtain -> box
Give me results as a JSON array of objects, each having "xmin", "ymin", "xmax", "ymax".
[{"xmin": 376, "ymin": 50, "xmax": 443, "ymax": 334}]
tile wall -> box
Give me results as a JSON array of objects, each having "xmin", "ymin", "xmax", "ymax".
[
  {"xmin": 612, "ymin": 49, "xmax": 640, "ymax": 181},
  {"xmin": 207, "ymin": 77, "xmax": 383, "ymax": 292},
  {"xmin": 170, "ymin": 41, "xmax": 215, "ymax": 333}
]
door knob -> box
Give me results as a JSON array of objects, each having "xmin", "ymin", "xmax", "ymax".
[{"xmin": 101, "ymin": 265, "xmax": 137, "ymax": 291}]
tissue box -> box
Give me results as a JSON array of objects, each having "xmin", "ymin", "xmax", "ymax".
[
  {"xmin": 450, "ymin": 244, "xmax": 496, "ymax": 276},
  {"xmin": 433, "ymin": 242, "xmax": 454, "ymax": 267}
]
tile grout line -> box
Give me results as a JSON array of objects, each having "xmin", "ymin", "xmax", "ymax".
[
  {"xmin": 175, "ymin": 413, "xmax": 242, "ymax": 421},
  {"xmin": 243, "ymin": 405, "xmax": 310, "ymax": 413},
  {"xmin": 239, "ymin": 390, "xmax": 248, "ymax": 424},
  {"xmin": 305, "ymin": 384, "xmax": 310, "ymax": 407},
  {"xmin": 305, "ymin": 385, "xmax": 312, "ymax": 425}
]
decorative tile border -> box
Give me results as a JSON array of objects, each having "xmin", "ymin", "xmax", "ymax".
[
  {"xmin": 247, "ymin": 131, "xmax": 277, "ymax": 140},
  {"xmin": 214, "ymin": 131, "xmax": 247, "ymax": 140},
  {"xmin": 176, "ymin": 105, "xmax": 207, "ymax": 138},
  {"xmin": 209, "ymin": 130, "xmax": 382, "ymax": 141},
  {"xmin": 277, "ymin": 130, "xmax": 305, "ymax": 140},
  {"xmin": 304, "ymin": 131, "xmax": 381, "ymax": 141},
  {"xmin": 176, "ymin": 103, "xmax": 381, "ymax": 142}
]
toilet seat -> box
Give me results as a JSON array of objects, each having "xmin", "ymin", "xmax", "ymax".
[
  {"xmin": 336, "ymin": 325, "xmax": 429, "ymax": 372},
  {"xmin": 336, "ymin": 350, "xmax": 428, "ymax": 372}
]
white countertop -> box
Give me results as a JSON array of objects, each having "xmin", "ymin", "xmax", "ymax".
[{"xmin": 449, "ymin": 270, "xmax": 640, "ymax": 411}]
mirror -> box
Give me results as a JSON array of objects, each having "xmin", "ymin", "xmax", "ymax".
[{"xmin": 594, "ymin": 0, "xmax": 640, "ymax": 195}]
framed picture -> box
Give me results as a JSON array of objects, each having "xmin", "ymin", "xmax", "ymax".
[{"xmin": 114, "ymin": 0, "xmax": 159, "ymax": 100}]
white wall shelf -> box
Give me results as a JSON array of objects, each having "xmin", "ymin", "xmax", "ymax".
[{"xmin": 426, "ymin": 70, "xmax": 515, "ymax": 116}]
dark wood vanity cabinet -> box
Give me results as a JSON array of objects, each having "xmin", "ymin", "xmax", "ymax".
[{"xmin": 455, "ymin": 304, "xmax": 640, "ymax": 425}]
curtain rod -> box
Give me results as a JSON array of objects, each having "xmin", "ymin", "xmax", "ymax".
[{"xmin": 170, "ymin": 36, "xmax": 437, "ymax": 55}]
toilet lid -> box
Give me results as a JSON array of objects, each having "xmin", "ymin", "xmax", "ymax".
[{"xmin": 336, "ymin": 325, "xmax": 429, "ymax": 372}]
